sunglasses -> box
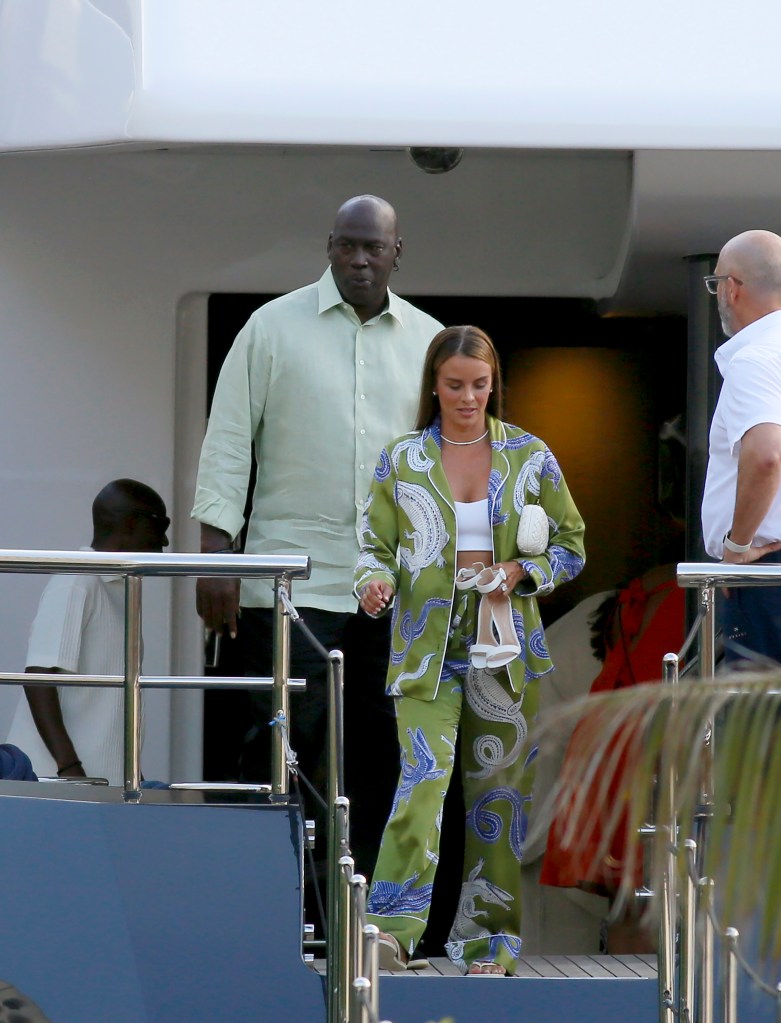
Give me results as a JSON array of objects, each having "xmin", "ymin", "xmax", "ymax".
[{"xmin": 136, "ymin": 510, "xmax": 171, "ymax": 532}]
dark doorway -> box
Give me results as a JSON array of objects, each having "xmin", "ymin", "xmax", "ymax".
[
  {"xmin": 200, "ymin": 290, "xmax": 687, "ymax": 955},
  {"xmin": 202, "ymin": 292, "xmax": 687, "ymax": 778}
]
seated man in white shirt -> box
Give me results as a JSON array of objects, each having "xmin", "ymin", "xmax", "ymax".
[{"xmin": 6, "ymin": 479, "xmax": 169, "ymax": 783}]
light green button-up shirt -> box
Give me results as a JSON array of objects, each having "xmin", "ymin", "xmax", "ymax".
[{"xmin": 192, "ymin": 267, "xmax": 442, "ymax": 611}]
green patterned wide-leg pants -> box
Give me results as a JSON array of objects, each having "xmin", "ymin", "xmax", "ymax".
[{"xmin": 366, "ymin": 592, "xmax": 539, "ymax": 975}]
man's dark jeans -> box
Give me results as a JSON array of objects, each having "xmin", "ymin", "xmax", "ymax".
[{"xmin": 721, "ymin": 549, "xmax": 781, "ymax": 665}]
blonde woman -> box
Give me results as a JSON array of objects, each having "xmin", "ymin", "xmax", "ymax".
[{"xmin": 355, "ymin": 326, "xmax": 585, "ymax": 975}]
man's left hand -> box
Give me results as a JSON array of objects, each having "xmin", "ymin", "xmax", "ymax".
[{"xmin": 722, "ymin": 540, "xmax": 781, "ymax": 565}]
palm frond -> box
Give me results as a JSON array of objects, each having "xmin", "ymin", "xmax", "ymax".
[{"xmin": 529, "ymin": 670, "xmax": 781, "ymax": 959}]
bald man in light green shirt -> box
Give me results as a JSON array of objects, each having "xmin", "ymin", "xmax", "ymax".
[
  {"xmin": 193, "ymin": 266, "xmax": 440, "ymax": 614},
  {"xmin": 192, "ymin": 195, "xmax": 442, "ymax": 883}
]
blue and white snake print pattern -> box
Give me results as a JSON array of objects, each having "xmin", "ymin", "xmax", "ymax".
[
  {"xmin": 392, "ymin": 597, "xmax": 453, "ymax": 665},
  {"xmin": 513, "ymin": 447, "xmax": 563, "ymax": 514},
  {"xmin": 374, "ymin": 448, "xmax": 392, "ymax": 482},
  {"xmin": 390, "ymin": 435, "xmax": 434, "ymax": 475},
  {"xmin": 389, "ymin": 652, "xmax": 438, "ymax": 695},
  {"xmin": 488, "ymin": 468, "xmax": 509, "ymax": 526},
  {"xmin": 513, "ymin": 450, "xmax": 545, "ymax": 511},
  {"xmin": 390, "ymin": 726, "xmax": 448, "ymax": 818},
  {"xmin": 500, "ymin": 431, "xmax": 535, "ymax": 450},
  {"xmin": 549, "ymin": 544, "xmax": 584, "ymax": 582},
  {"xmin": 367, "ymin": 874, "xmax": 434, "ymax": 917},
  {"xmin": 396, "ymin": 480, "xmax": 449, "ymax": 585},
  {"xmin": 466, "ymin": 786, "xmax": 529, "ymax": 862},
  {"xmin": 446, "ymin": 858, "xmax": 514, "ymax": 957},
  {"xmin": 463, "ymin": 667, "xmax": 529, "ymax": 780}
]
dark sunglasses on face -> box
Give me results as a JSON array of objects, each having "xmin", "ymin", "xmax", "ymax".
[{"xmin": 136, "ymin": 510, "xmax": 171, "ymax": 532}]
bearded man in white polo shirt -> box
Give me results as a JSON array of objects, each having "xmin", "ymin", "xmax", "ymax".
[
  {"xmin": 701, "ymin": 229, "xmax": 781, "ymax": 663},
  {"xmin": 192, "ymin": 195, "xmax": 442, "ymax": 877}
]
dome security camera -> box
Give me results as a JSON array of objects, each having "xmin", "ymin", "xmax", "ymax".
[{"xmin": 408, "ymin": 147, "xmax": 464, "ymax": 174}]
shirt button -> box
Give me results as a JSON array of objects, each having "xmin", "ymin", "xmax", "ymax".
[
  {"xmin": 360, "ymin": 429, "xmax": 366, "ymax": 435},
  {"xmin": 359, "ymin": 463, "xmax": 365, "ymax": 470},
  {"xmin": 360, "ymin": 394, "xmax": 366, "ymax": 400},
  {"xmin": 359, "ymin": 360, "xmax": 365, "ymax": 366}
]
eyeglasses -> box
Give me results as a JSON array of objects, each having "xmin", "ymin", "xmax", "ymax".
[
  {"xmin": 703, "ymin": 274, "xmax": 743, "ymax": 295},
  {"xmin": 136, "ymin": 510, "xmax": 171, "ymax": 532}
]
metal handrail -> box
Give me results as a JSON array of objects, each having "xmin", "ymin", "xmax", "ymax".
[
  {"xmin": 677, "ymin": 561, "xmax": 781, "ymax": 589},
  {"xmin": 278, "ymin": 600, "xmax": 379, "ymax": 1022},
  {"xmin": 655, "ymin": 561, "xmax": 781, "ymax": 1023},
  {"xmin": 0, "ymin": 549, "xmax": 310, "ymax": 578},
  {"xmin": 0, "ymin": 548, "xmax": 381, "ymax": 1022},
  {"xmin": 0, "ymin": 549, "xmax": 309, "ymax": 799}
]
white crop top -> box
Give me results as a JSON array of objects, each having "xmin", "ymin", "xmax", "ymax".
[{"xmin": 454, "ymin": 499, "xmax": 492, "ymax": 550}]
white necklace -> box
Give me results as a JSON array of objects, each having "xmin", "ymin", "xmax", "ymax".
[{"xmin": 441, "ymin": 428, "xmax": 489, "ymax": 446}]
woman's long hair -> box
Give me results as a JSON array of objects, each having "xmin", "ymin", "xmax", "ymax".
[{"xmin": 414, "ymin": 325, "xmax": 504, "ymax": 430}]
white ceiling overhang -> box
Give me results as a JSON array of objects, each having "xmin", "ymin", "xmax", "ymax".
[{"xmin": 2, "ymin": 0, "xmax": 781, "ymax": 152}]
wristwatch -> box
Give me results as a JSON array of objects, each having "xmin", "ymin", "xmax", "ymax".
[{"xmin": 723, "ymin": 532, "xmax": 752, "ymax": 554}]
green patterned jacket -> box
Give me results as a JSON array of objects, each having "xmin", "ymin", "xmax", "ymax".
[{"xmin": 354, "ymin": 415, "xmax": 586, "ymax": 700}]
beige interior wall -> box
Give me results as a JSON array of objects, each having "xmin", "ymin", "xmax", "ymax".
[{"xmin": 506, "ymin": 347, "xmax": 676, "ymax": 619}]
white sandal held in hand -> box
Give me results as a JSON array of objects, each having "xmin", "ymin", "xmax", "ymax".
[
  {"xmin": 487, "ymin": 596, "xmax": 521, "ymax": 668},
  {"xmin": 475, "ymin": 565, "xmax": 507, "ymax": 594},
  {"xmin": 470, "ymin": 595, "xmax": 497, "ymax": 668},
  {"xmin": 455, "ymin": 562, "xmax": 487, "ymax": 590},
  {"xmin": 468, "ymin": 566, "xmax": 521, "ymax": 668}
]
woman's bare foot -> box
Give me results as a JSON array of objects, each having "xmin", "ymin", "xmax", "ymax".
[{"xmin": 467, "ymin": 961, "xmax": 506, "ymax": 976}]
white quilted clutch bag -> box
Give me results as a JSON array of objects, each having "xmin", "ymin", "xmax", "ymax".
[{"xmin": 516, "ymin": 504, "xmax": 549, "ymax": 556}]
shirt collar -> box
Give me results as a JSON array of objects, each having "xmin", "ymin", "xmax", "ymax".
[
  {"xmin": 316, "ymin": 266, "xmax": 404, "ymax": 326},
  {"xmin": 714, "ymin": 309, "xmax": 781, "ymax": 377},
  {"xmin": 80, "ymin": 545, "xmax": 125, "ymax": 585}
]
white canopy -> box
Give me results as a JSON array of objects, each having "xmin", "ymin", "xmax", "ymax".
[{"xmin": 1, "ymin": 0, "xmax": 780, "ymax": 152}]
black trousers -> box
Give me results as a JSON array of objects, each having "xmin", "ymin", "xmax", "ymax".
[{"xmin": 238, "ymin": 606, "xmax": 398, "ymax": 881}]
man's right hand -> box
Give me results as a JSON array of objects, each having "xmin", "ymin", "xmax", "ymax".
[
  {"xmin": 196, "ymin": 576, "xmax": 241, "ymax": 637},
  {"xmin": 197, "ymin": 524, "xmax": 241, "ymax": 638}
]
